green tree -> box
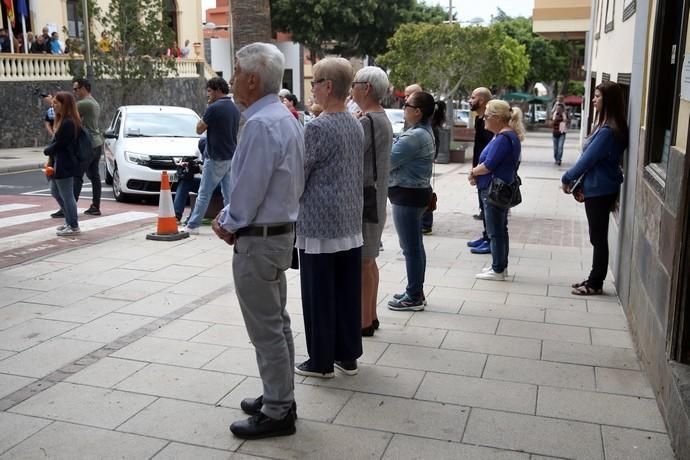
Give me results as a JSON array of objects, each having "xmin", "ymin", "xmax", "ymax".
[
  {"xmin": 490, "ymin": 10, "xmax": 576, "ymax": 95},
  {"xmin": 89, "ymin": 0, "xmax": 176, "ymax": 104},
  {"xmin": 378, "ymin": 23, "xmax": 529, "ymax": 98},
  {"xmin": 269, "ymin": 0, "xmax": 450, "ymax": 60}
]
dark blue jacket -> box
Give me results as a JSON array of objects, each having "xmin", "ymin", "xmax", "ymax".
[
  {"xmin": 44, "ymin": 118, "xmax": 81, "ymax": 179},
  {"xmin": 561, "ymin": 126, "xmax": 625, "ymax": 198}
]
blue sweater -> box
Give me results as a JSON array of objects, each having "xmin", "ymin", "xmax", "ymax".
[{"xmin": 561, "ymin": 126, "xmax": 625, "ymax": 198}]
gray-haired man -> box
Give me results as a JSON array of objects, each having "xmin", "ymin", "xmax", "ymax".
[{"xmin": 212, "ymin": 42, "xmax": 304, "ymax": 439}]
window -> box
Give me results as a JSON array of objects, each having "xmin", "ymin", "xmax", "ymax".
[
  {"xmin": 66, "ymin": 0, "xmax": 84, "ymax": 38},
  {"xmin": 595, "ymin": 0, "xmax": 603, "ymax": 40},
  {"xmin": 623, "ymin": 0, "xmax": 637, "ymax": 21},
  {"xmin": 605, "ymin": 0, "xmax": 615, "ymax": 33},
  {"xmin": 282, "ymin": 69, "xmax": 294, "ymax": 94},
  {"xmin": 645, "ymin": 0, "xmax": 689, "ymax": 178}
]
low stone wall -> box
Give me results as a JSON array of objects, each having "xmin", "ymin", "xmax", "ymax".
[{"xmin": 0, "ymin": 77, "xmax": 207, "ymax": 149}]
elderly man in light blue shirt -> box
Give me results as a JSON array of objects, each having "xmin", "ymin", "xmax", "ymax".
[{"xmin": 212, "ymin": 42, "xmax": 304, "ymax": 440}]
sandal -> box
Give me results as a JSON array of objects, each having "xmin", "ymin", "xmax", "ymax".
[
  {"xmin": 571, "ymin": 280, "xmax": 588, "ymax": 289},
  {"xmin": 571, "ymin": 285, "xmax": 603, "ymax": 296}
]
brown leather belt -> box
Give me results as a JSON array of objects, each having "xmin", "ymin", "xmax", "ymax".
[{"xmin": 235, "ymin": 223, "xmax": 294, "ymax": 237}]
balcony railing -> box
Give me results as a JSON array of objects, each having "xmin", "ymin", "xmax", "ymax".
[{"xmin": 0, "ymin": 54, "xmax": 203, "ymax": 82}]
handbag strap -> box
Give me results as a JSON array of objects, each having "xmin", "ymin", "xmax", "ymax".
[{"xmin": 365, "ymin": 114, "xmax": 377, "ymax": 182}]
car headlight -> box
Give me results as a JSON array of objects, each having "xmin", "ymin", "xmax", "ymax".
[{"xmin": 125, "ymin": 151, "xmax": 150, "ymax": 165}]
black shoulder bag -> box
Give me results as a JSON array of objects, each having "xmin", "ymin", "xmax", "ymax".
[
  {"xmin": 363, "ymin": 114, "xmax": 379, "ymax": 223},
  {"xmin": 487, "ymin": 133, "xmax": 522, "ymax": 209}
]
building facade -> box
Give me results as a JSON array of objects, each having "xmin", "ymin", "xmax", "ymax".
[{"xmin": 535, "ymin": 0, "xmax": 690, "ymax": 456}]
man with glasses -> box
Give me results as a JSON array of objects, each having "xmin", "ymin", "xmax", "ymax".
[{"xmin": 73, "ymin": 78, "xmax": 104, "ymax": 216}]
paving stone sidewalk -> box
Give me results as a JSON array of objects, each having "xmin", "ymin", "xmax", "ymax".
[{"xmin": 0, "ymin": 132, "xmax": 676, "ymax": 459}]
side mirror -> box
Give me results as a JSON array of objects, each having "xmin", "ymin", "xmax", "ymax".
[{"xmin": 104, "ymin": 130, "xmax": 118, "ymax": 139}]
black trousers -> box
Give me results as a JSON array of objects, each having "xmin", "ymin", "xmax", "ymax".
[
  {"xmin": 299, "ymin": 246, "xmax": 363, "ymax": 371},
  {"xmin": 74, "ymin": 146, "xmax": 103, "ymax": 208},
  {"xmin": 584, "ymin": 193, "xmax": 617, "ymax": 289}
]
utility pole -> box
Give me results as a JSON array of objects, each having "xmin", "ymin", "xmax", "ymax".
[
  {"xmin": 82, "ymin": 0, "xmax": 94, "ymax": 83},
  {"xmin": 448, "ymin": 0, "xmax": 453, "ymax": 24}
]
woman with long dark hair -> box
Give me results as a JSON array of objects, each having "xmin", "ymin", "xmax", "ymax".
[
  {"xmin": 44, "ymin": 91, "xmax": 83, "ymax": 236},
  {"xmin": 387, "ymin": 91, "xmax": 440, "ymax": 311},
  {"xmin": 561, "ymin": 81, "xmax": 628, "ymax": 295}
]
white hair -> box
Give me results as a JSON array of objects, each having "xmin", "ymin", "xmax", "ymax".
[
  {"xmin": 235, "ymin": 42, "xmax": 285, "ymax": 96},
  {"xmin": 353, "ymin": 66, "xmax": 389, "ymax": 102}
]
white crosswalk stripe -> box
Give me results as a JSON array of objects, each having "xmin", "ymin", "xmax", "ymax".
[
  {"xmin": 0, "ymin": 211, "xmax": 157, "ymax": 250},
  {"xmin": 0, "ymin": 209, "xmax": 87, "ymax": 227},
  {"xmin": 0, "ymin": 204, "xmax": 39, "ymax": 213}
]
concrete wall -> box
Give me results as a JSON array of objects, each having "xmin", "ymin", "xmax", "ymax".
[{"xmin": 0, "ymin": 77, "xmax": 206, "ymax": 149}]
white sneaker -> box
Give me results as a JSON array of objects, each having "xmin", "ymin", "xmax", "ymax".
[
  {"xmin": 56, "ymin": 226, "xmax": 81, "ymax": 236},
  {"xmin": 482, "ymin": 266, "xmax": 509, "ymax": 277},
  {"xmin": 182, "ymin": 226, "xmax": 199, "ymax": 235},
  {"xmin": 476, "ymin": 269, "xmax": 506, "ymax": 281},
  {"xmin": 56, "ymin": 224, "xmax": 68, "ymax": 231}
]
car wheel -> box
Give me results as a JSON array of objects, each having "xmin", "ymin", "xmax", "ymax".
[
  {"xmin": 104, "ymin": 163, "xmax": 113, "ymax": 185},
  {"xmin": 112, "ymin": 167, "xmax": 130, "ymax": 202}
]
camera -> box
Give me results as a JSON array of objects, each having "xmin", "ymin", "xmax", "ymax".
[{"xmin": 176, "ymin": 156, "xmax": 202, "ymax": 180}]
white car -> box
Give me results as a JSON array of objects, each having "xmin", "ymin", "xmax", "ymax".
[
  {"xmin": 384, "ymin": 108, "xmax": 405, "ymax": 137},
  {"xmin": 103, "ymin": 106, "xmax": 201, "ymax": 202},
  {"xmin": 454, "ymin": 109, "xmax": 470, "ymax": 126}
]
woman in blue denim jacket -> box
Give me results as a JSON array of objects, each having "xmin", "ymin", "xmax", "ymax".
[
  {"xmin": 387, "ymin": 91, "xmax": 440, "ymax": 311},
  {"xmin": 469, "ymin": 100, "xmax": 525, "ymax": 281},
  {"xmin": 562, "ymin": 81, "xmax": 627, "ymax": 295}
]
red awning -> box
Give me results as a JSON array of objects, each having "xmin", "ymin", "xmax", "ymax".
[{"xmin": 563, "ymin": 95, "xmax": 583, "ymax": 105}]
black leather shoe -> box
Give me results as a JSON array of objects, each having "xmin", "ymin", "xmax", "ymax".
[
  {"xmin": 362, "ymin": 325, "xmax": 375, "ymax": 337},
  {"xmin": 372, "ymin": 319, "xmax": 380, "ymax": 330},
  {"xmin": 240, "ymin": 395, "xmax": 297, "ymax": 419},
  {"xmin": 229, "ymin": 412, "xmax": 296, "ymax": 439},
  {"xmin": 50, "ymin": 209, "xmax": 64, "ymax": 218}
]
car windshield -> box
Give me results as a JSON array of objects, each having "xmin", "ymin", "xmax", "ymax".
[{"xmin": 124, "ymin": 113, "xmax": 200, "ymax": 138}]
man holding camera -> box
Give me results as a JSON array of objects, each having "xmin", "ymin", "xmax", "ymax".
[{"xmin": 183, "ymin": 77, "xmax": 240, "ymax": 235}]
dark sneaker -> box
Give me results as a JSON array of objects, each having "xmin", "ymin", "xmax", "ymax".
[
  {"xmin": 84, "ymin": 205, "xmax": 101, "ymax": 216},
  {"xmin": 372, "ymin": 318, "xmax": 380, "ymax": 330},
  {"xmin": 229, "ymin": 412, "xmax": 296, "ymax": 440},
  {"xmin": 240, "ymin": 395, "xmax": 297, "ymax": 418},
  {"xmin": 421, "ymin": 227, "xmax": 432, "ymax": 235},
  {"xmin": 472, "ymin": 213, "xmax": 483, "ymax": 220},
  {"xmin": 470, "ymin": 241, "xmax": 491, "ymax": 254},
  {"xmin": 393, "ymin": 292, "xmax": 427, "ymax": 306},
  {"xmin": 334, "ymin": 360, "xmax": 358, "ymax": 376},
  {"xmin": 467, "ymin": 236, "xmax": 487, "ymax": 248},
  {"xmin": 50, "ymin": 209, "xmax": 64, "ymax": 218},
  {"xmin": 295, "ymin": 360, "xmax": 334, "ymax": 378},
  {"xmin": 388, "ymin": 294, "xmax": 425, "ymax": 311}
]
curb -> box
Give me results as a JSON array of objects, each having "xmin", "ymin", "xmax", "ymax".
[{"xmin": 0, "ymin": 163, "xmax": 45, "ymax": 175}]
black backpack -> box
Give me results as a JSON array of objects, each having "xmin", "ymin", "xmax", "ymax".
[{"xmin": 74, "ymin": 128, "xmax": 95, "ymax": 164}]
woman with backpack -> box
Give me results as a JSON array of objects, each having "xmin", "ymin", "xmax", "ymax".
[{"xmin": 44, "ymin": 91, "xmax": 83, "ymax": 236}]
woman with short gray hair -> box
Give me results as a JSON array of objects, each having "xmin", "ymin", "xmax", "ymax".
[
  {"xmin": 296, "ymin": 57, "xmax": 365, "ymax": 378},
  {"xmin": 351, "ymin": 66, "xmax": 393, "ymax": 336}
]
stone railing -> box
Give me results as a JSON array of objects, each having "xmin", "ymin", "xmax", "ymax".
[{"xmin": 0, "ymin": 54, "xmax": 203, "ymax": 82}]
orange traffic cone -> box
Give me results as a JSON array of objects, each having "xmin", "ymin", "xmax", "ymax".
[{"xmin": 146, "ymin": 171, "xmax": 190, "ymax": 241}]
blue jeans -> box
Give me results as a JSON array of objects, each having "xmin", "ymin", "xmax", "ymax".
[
  {"xmin": 480, "ymin": 188, "xmax": 509, "ymax": 273},
  {"xmin": 50, "ymin": 177, "xmax": 79, "ymax": 228},
  {"xmin": 421, "ymin": 209, "xmax": 433, "ymax": 230},
  {"xmin": 186, "ymin": 158, "xmax": 231, "ymax": 229},
  {"xmin": 392, "ymin": 204, "xmax": 427, "ymax": 299},
  {"xmin": 553, "ymin": 133, "xmax": 566, "ymax": 163},
  {"xmin": 173, "ymin": 176, "xmax": 200, "ymax": 220}
]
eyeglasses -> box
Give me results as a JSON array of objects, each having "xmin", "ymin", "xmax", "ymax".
[
  {"xmin": 403, "ymin": 102, "xmax": 419, "ymax": 109},
  {"xmin": 351, "ymin": 81, "xmax": 368, "ymax": 89},
  {"xmin": 311, "ymin": 78, "xmax": 326, "ymax": 88}
]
